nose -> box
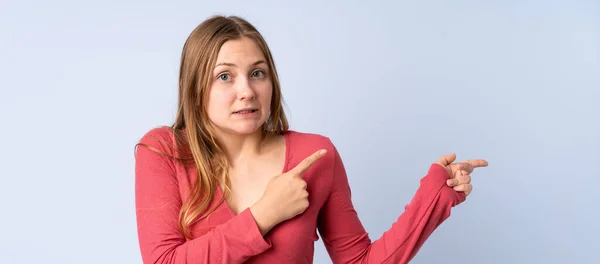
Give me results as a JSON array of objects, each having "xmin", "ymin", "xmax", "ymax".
[{"xmin": 235, "ymin": 77, "xmax": 256, "ymax": 100}]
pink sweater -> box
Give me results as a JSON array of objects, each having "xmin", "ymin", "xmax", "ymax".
[{"xmin": 135, "ymin": 127, "xmax": 466, "ymax": 263}]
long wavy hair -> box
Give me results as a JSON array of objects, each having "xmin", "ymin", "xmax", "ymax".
[{"xmin": 141, "ymin": 15, "xmax": 289, "ymax": 239}]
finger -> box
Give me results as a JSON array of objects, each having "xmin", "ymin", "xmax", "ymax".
[
  {"xmin": 455, "ymin": 162, "xmax": 474, "ymax": 174},
  {"xmin": 453, "ymin": 159, "xmax": 488, "ymax": 174},
  {"xmin": 290, "ymin": 149, "xmax": 327, "ymax": 175},
  {"xmin": 464, "ymin": 159, "xmax": 489, "ymax": 169},
  {"xmin": 446, "ymin": 171, "xmax": 471, "ymax": 186},
  {"xmin": 453, "ymin": 183, "xmax": 472, "ymax": 195},
  {"xmin": 301, "ymin": 189, "xmax": 309, "ymax": 198},
  {"xmin": 298, "ymin": 179, "xmax": 308, "ymax": 190},
  {"xmin": 446, "ymin": 178, "xmax": 459, "ymax": 187},
  {"xmin": 456, "ymin": 173, "xmax": 471, "ymax": 185},
  {"xmin": 435, "ymin": 153, "xmax": 456, "ymax": 166}
]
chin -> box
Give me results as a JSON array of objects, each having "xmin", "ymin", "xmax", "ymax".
[
  {"xmin": 231, "ymin": 127, "xmax": 261, "ymax": 135},
  {"xmin": 220, "ymin": 122, "xmax": 265, "ymax": 136}
]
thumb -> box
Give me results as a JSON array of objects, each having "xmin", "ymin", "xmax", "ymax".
[{"xmin": 435, "ymin": 153, "xmax": 456, "ymax": 166}]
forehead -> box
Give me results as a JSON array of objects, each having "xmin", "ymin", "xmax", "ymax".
[{"xmin": 215, "ymin": 37, "xmax": 266, "ymax": 65}]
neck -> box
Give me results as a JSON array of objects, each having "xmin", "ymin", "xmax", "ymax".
[{"xmin": 212, "ymin": 129, "xmax": 266, "ymax": 167}]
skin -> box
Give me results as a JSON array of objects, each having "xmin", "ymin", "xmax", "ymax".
[
  {"xmin": 206, "ymin": 36, "xmax": 488, "ymax": 236},
  {"xmin": 436, "ymin": 153, "xmax": 488, "ymax": 196},
  {"xmin": 207, "ymin": 36, "xmax": 274, "ymax": 162}
]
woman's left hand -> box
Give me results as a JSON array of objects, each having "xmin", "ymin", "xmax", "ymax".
[{"xmin": 435, "ymin": 153, "xmax": 488, "ymax": 196}]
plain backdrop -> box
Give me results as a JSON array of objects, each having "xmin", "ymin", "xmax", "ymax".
[{"xmin": 1, "ymin": 0, "xmax": 598, "ymax": 263}]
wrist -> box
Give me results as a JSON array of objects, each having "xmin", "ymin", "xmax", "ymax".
[{"xmin": 250, "ymin": 199, "xmax": 278, "ymax": 236}]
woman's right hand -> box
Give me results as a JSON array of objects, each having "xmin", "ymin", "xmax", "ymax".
[{"xmin": 250, "ymin": 149, "xmax": 328, "ymax": 235}]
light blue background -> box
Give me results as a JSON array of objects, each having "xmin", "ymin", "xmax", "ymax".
[{"xmin": 1, "ymin": 0, "xmax": 598, "ymax": 263}]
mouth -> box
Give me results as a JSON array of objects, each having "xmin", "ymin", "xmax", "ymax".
[{"xmin": 232, "ymin": 108, "xmax": 259, "ymax": 114}]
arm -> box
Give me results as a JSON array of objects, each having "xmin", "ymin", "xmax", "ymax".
[
  {"xmin": 317, "ymin": 146, "xmax": 465, "ymax": 264},
  {"xmin": 135, "ymin": 130, "xmax": 272, "ymax": 264}
]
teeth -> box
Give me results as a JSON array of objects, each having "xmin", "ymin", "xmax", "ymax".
[{"xmin": 235, "ymin": 110, "xmax": 255, "ymax": 114}]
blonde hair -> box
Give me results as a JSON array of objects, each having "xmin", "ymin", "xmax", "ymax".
[{"xmin": 140, "ymin": 15, "xmax": 289, "ymax": 239}]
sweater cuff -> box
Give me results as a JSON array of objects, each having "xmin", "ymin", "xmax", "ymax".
[
  {"xmin": 238, "ymin": 208, "xmax": 272, "ymax": 254},
  {"xmin": 428, "ymin": 163, "xmax": 467, "ymax": 206},
  {"xmin": 428, "ymin": 163, "xmax": 451, "ymax": 181}
]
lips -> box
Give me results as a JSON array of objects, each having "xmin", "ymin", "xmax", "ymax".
[{"xmin": 233, "ymin": 108, "xmax": 258, "ymax": 114}]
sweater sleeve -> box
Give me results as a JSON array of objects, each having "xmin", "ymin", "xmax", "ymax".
[
  {"xmin": 317, "ymin": 146, "xmax": 466, "ymax": 264},
  {"xmin": 134, "ymin": 129, "xmax": 272, "ymax": 264}
]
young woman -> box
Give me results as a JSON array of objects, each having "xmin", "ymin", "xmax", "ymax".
[{"xmin": 134, "ymin": 15, "xmax": 488, "ymax": 264}]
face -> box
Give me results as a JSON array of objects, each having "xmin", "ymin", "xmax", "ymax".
[{"xmin": 206, "ymin": 37, "xmax": 272, "ymax": 136}]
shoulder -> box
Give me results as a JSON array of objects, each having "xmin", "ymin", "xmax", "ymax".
[
  {"xmin": 285, "ymin": 130, "xmax": 337, "ymax": 151},
  {"xmin": 136, "ymin": 126, "xmax": 178, "ymax": 155},
  {"xmin": 284, "ymin": 130, "xmax": 341, "ymax": 169},
  {"xmin": 139, "ymin": 126, "xmax": 175, "ymax": 141}
]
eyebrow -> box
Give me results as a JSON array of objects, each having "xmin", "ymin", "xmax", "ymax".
[{"xmin": 215, "ymin": 60, "xmax": 267, "ymax": 68}]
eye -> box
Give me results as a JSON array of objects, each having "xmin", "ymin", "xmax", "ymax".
[
  {"xmin": 251, "ymin": 70, "xmax": 265, "ymax": 78},
  {"xmin": 218, "ymin": 73, "xmax": 231, "ymax": 81}
]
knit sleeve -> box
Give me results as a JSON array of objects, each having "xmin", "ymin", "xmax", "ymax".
[
  {"xmin": 317, "ymin": 145, "xmax": 465, "ymax": 264},
  {"xmin": 134, "ymin": 128, "xmax": 272, "ymax": 264}
]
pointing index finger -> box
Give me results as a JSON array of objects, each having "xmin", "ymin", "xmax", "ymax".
[
  {"xmin": 464, "ymin": 159, "xmax": 489, "ymax": 168},
  {"xmin": 290, "ymin": 149, "xmax": 327, "ymax": 175}
]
